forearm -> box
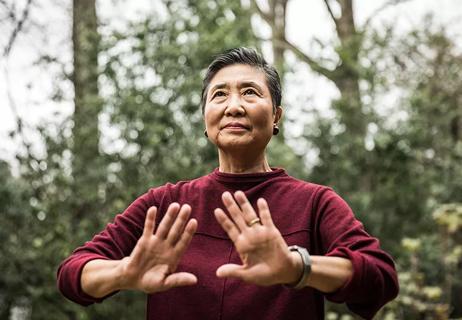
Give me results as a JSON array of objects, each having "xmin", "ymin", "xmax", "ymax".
[
  {"xmin": 288, "ymin": 253, "xmax": 353, "ymax": 293},
  {"xmin": 81, "ymin": 259, "xmax": 126, "ymax": 298},
  {"xmin": 307, "ymin": 256, "xmax": 352, "ymax": 292}
]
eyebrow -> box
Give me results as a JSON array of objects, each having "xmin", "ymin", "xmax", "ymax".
[
  {"xmin": 209, "ymin": 81, "xmax": 264, "ymax": 95},
  {"xmin": 209, "ymin": 82, "xmax": 228, "ymax": 94},
  {"xmin": 240, "ymin": 81, "xmax": 263, "ymax": 92}
]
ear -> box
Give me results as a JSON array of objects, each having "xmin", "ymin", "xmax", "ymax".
[{"xmin": 274, "ymin": 106, "xmax": 283, "ymax": 125}]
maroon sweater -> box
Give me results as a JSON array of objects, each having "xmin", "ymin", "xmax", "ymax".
[{"xmin": 57, "ymin": 168, "xmax": 398, "ymax": 319}]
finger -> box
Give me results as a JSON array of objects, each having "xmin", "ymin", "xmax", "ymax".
[
  {"xmin": 143, "ymin": 206, "xmax": 157, "ymax": 237},
  {"xmin": 216, "ymin": 264, "xmax": 249, "ymax": 281},
  {"xmin": 174, "ymin": 218, "xmax": 198, "ymax": 255},
  {"xmin": 167, "ymin": 204, "xmax": 191, "ymax": 244},
  {"xmin": 221, "ymin": 191, "xmax": 247, "ymax": 230},
  {"xmin": 257, "ymin": 198, "xmax": 274, "ymax": 227},
  {"xmin": 234, "ymin": 191, "xmax": 260, "ymax": 225},
  {"xmin": 214, "ymin": 208, "xmax": 240, "ymax": 241},
  {"xmin": 163, "ymin": 272, "xmax": 198, "ymax": 289},
  {"xmin": 156, "ymin": 202, "xmax": 180, "ymax": 239}
]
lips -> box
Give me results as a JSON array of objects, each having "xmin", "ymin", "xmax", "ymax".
[{"xmin": 223, "ymin": 122, "xmax": 249, "ymax": 129}]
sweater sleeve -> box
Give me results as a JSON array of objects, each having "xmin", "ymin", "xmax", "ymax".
[
  {"xmin": 313, "ymin": 188, "xmax": 399, "ymax": 319},
  {"xmin": 56, "ymin": 190, "xmax": 158, "ymax": 306}
]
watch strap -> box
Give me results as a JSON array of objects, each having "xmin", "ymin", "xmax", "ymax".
[{"xmin": 285, "ymin": 245, "xmax": 311, "ymax": 290}]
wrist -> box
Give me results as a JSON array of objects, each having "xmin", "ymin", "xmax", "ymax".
[
  {"xmin": 284, "ymin": 245, "xmax": 312, "ymax": 289},
  {"xmin": 81, "ymin": 259, "xmax": 126, "ymax": 298},
  {"xmin": 116, "ymin": 257, "xmax": 132, "ymax": 291},
  {"xmin": 286, "ymin": 251, "xmax": 303, "ymax": 284}
]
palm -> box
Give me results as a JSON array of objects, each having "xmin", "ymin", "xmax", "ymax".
[
  {"xmin": 136, "ymin": 264, "xmax": 171, "ymax": 292},
  {"xmin": 234, "ymin": 227, "xmax": 279, "ymax": 264},
  {"xmin": 214, "ymin": 191, "xmax": 298, "ymax": 286},
  {"xmin": 120, "ymin": 203, "xmax": 198, "ymax": 293}
]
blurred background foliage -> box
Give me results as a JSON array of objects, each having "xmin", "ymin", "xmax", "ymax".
[{"xmin": 0, "ymin": 0, "xmax": 461, "ymax": 319}]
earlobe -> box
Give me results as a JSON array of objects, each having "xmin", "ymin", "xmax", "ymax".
[
  {"xmin": 273, "ymin": 124, "xmax": 280, "ymax": 136},
  {"xmin": 272, "ymin": 106, "xmax": 283, "ymax": 135}
]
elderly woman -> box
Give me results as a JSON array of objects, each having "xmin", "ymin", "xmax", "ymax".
[{"xmin": 58, "ymin": 47, "xmax": 398, "ymax": 319}]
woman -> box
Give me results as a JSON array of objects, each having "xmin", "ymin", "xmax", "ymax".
[{"xmin": 58, "ymin": 47, "xmax": 399, "ymax": 319}]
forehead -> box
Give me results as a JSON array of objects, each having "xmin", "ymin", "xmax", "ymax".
[{"xmin": 209, "ymin": 64, "xmax": 268, "ymax": 89}]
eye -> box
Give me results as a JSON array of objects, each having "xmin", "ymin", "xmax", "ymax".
[
  {"xmin": 212, "ymin": 90, "xmax": 227, "ymax": 98},
  {"xmin": 243, "ymin": 88, "xmax": 257, "ymax": 95}
]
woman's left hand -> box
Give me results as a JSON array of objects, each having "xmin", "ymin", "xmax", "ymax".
[{"xmin": 214, "ymin": 191, "xmax": 302, "ymax": 286}]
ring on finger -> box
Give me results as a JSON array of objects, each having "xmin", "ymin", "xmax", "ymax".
[{"xmin": 247, "ymin": 217, "xmax": 261, "ymax": 227}]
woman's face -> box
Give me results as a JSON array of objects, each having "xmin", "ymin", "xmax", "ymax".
[{"xmin": 204, "ymin": 64, "xmax": 281, "ymax": 153}]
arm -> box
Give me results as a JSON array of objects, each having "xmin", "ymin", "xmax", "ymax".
[
  {"xmin": 314, "ymin": 188, "xmax": 399, "ymax": 318},
  {"xmin": 213, "ymin": 191, "xmax": 352, "ymax": 293},
  {"xmin": 57, "ymin": 198, "xmax": 197, "ymax": 305},
  {"xmin": 57, "ymin": 192, "xmax": 150, "ymax": 306},
  {"xmin": 81, "ymin": 204, "xmax": 197, "ymax": 298},
  {"xmin": 214, "ymin": 190, "xmax": 398, "ymax": 318},
  {"xmin": 80, "ymin": 259, "xmax": 125, "ymax": 298},
  {"xmin": 298, "ymin": 255, "xmax": 353, "ymax": 293}
]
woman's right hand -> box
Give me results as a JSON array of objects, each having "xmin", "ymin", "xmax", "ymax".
[
  {"xmin": 118, "ymin": 203, "xmax": 198, "ymax": 293},
  {"xmin": 81, "ymin": 203, "xmax": 197, "ymax": 298}
]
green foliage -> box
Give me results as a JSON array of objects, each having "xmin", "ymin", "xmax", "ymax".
[
  {"xmin": 378, "ymin": 204, "xmax": 462, "ymax": 319},
  {"xmin": 2, "ymin": 2, "xmax": 462, "ymax": 320},
  {"xmin": 100, "ymin": 0, "xmax": 258, "ymax": 195},
  {"xmin": 310, "ymin": 23, "xmax": 462, "ymax": 318},
  {"xmin": 305, "ymin": 23, "xmax": 462, "ymax": 255},
  {"xmin": 0, "ymin": 0, "xmax": 304, "ymax": 319}
]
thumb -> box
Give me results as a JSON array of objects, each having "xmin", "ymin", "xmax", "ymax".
[
  {"xmin": 164, "ymin": 272, "xmax": 198, "ymax": 289},
  {"xmin": 216, "ymin": 264, "xmax": 247, "ymax": 279}
]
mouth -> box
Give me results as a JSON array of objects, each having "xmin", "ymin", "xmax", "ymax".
[{"xmin": 222, "ymin": 122, "xmax": 250, "ymax": 130}]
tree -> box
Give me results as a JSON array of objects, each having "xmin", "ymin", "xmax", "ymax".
[
  {"xmin": 71, "ymin": 0, "xmax": 105, "ymax": 233},
  {"xmin": 1, "ymin": 0, "xmax": 304, "ymax": 319},
  {"xmin": 250, "ymin": 0, "xmax": 288, "ymax": 76},
  {"xmin": 386, "ymin": 24, "xmax": 462, "ymax": 317},
  {"xmin": 0, "ymin": 161, "xmax": 33, "ymax": 319},
  {"xmin": 1, "ymin": 0, "xmax": 34, "ymax": 57},
  {"xmin": 252, "ymin": 0, "xmax": 366, "ymax": 135}
]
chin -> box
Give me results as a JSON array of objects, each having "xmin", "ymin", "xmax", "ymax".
[{"xmin": 217, "ymin": 137, "xmax": 254, "ymax": 150}]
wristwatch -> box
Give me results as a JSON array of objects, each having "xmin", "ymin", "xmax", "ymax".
[{"xmin": 285, "ymin": 245, "xmax": 312, "ymax": 290}]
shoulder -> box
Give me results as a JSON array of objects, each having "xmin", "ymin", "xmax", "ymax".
[
  {"xmin": 278, "ymin": 173, "xmax": 353, "ymax": 216},
  {"xmin": 279, "ymin": 173, "xmax": 334, "ymax": 199},
  {"xmin": 145, "ymin": 173, "xmax": 212, "ymax": 201}
]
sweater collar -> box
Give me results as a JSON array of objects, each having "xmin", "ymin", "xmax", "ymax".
[{"xmin": 210, "ymin": 167, "xmax": 286, "ymax": 184}]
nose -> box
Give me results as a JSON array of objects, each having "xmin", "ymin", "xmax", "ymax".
[{"xmin": 225, "ymin": 93, "xmax": 245, "ymax": 117}]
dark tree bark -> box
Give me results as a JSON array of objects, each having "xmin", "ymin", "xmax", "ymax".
[
  {"xmin": 327, "ymin": 0, "xmax": 365, "ymax": 136},
  {"xmin": 71, "ymin": 0, "xmax": 102, "ymax": 229},
  {"xmin": 252, "ymin": 0, "xmax": 366, "ymax": 136},
  {"xmin": 251, "ymin": 0, "xmax": 288, "ymax": 77}
]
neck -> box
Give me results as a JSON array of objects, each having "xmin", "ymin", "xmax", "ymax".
[{"xmin": 218, "ymin": 149, "xmax": 271, "ymax": 174}]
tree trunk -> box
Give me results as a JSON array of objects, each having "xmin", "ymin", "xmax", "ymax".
[
  {"xmin": 71, "ymin": 0, "xmax": 102, "ymax": 229},
  {"xmin": 270, "ymin": 0, "xmax": 288, "ymax": 76},
  {"xmin": 327, "ymin": 0, "xmax": 365, "ymax": 136},
  {"xmin": 250, "ymin": 0, "xmax": 288, "ymax": 77},
  {"xmin": 252, "ymin": 0, "xmax": 365, "ymax": 136}
]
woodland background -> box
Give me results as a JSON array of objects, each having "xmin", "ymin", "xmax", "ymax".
[{"xmin": 1, "ymin": 0, "xmax": 461, "ymax": 319}]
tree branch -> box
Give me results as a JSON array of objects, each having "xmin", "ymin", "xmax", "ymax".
[
  {"xmin": 2, "ymin": 59, "xmax": 32, "ymax": 156},
  {"xmin": 0, "ymin": 0, "xmax": 17, "ymax": 21},
  {"xmin": 3, "ymin": 0, "xmax": 33, "ymax": 57},
  {"xmin": 250, "ymin": 0, "xmax": 273, "ymax": 26},
  {"xmin": 276, "ymin": 37, "xmax": 337, "ymax": 82},
  {"xmin": 322, "ymin": 0, "xmax": 340, "ymax": 32},
  {"xmin": 363, "ymin": 0, "xmax": 411, "ymax": 28}
]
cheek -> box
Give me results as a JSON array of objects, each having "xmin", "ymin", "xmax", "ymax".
[
  {"xmin": 252, "ymin": 110, "xmax": 274, "ymax": 131},
  {"xmin": 204, "ymin": 108, "xmax": 219, "ymax": 131}
]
